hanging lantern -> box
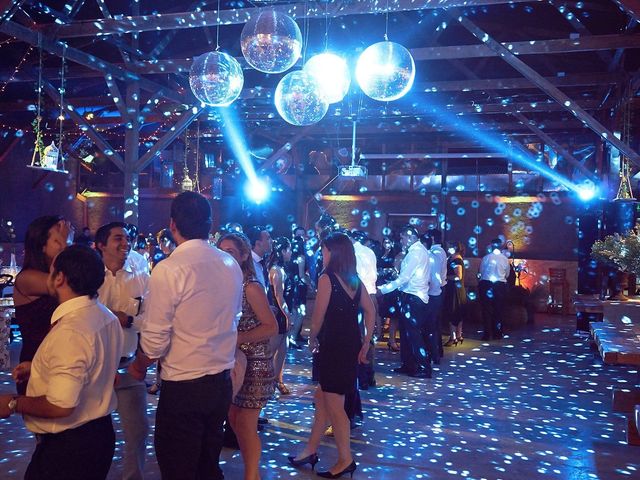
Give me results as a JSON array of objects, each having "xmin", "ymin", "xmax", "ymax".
[
  {"xmin": 303, "ymin": 53, "xmax": 351, "ymax": 104},
  {"xmin": 356, "ymin": 41, "xmax": 415, "ymax": 102},
  {"xmin": 275, "ymin": 70, "xmax": 329, "ymax": 126},
  {"xmin": 189, "ymin": 51, "xmax": 244, "ymax": 106},
  {"xmin": 241, "ymin": 10, "xmax": 302, "ymax": 74}
]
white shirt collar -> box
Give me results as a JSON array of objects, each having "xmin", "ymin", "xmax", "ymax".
[
  {"xmin": 50, "ymin": 295, "xmax": 96, "ymax": 325},
  {"xmin": 251, "ymin": 250, "xmax": 263, "ymax": 263},
  {"xmin": 172, "ymin": 238, "xmax": 209, "ymax": 254}
]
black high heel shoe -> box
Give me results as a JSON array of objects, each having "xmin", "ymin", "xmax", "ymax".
[
  {"xmin": 443, "ymin": 337, "xmax": 458, "ymax": 347},
  {"xmin": 317, "ymin": 461, "xmax": 357, "ymax": 478},
  {"xmin": 458, "ymin": 336, "xmax": 464, "ymax": 345},
  {"xmin": 287, "ymin": 453, "xmax": 319, "ymax": 470},
  {"xmin": 386, "ymin": 342, "xmax": 400, "ymax": 352}
]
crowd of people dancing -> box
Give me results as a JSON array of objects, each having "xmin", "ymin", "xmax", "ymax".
[{"xmin": 0, "ymin": 191, "xmax": 512, "ymax": 480}]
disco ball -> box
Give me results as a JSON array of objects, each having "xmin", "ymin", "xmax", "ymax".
[
  {"xmin": 355, "ymin": 41, "xmax": 415, "ymax": 102},
  {"xmin": 274, "ymin": 71, "xmax": 329, "ymax": 126},
  {"xmin": 189, "ymin": 51, "xmax": 244, "ymax": 106},
  {"xmin": 240, "ymin": 10, "xmax": 302, "ymax": 74},
  {"xmin": 303, "ymin": 53, "xmax": 351, "ymax": 103}
]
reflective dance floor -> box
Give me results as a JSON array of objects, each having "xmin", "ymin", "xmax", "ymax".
[{"xmin": 1, "ymin": 314, "xmax": 638, "ymax": 479}]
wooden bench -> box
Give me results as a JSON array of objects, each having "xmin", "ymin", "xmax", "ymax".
[{"xmin": 590, "ymin": 319, "xmax": 640, "ymax": 445}]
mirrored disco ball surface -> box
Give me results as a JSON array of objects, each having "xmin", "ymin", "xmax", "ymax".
[
  {"xmin": 356, "ymin": 41, "xmax": 415, "ymax": 102},
  {"xmin": 275, "ymin": 70, "xmax": 329, "ymax": 126},
  {"xmin": 189, "ymin": 51, "xmax": 244, "ymax": 106},
  {"xmin": 241, "ymin": 10, "xmax": 302, "ymax": 74},
  {"xmin": 303, "ymin": 52, "xmax": 351, "ymax": 104}
]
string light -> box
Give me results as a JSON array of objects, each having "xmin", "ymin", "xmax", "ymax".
[{"xmin": 0, "ymin": 46, "xmax": 34, "ymax": 97}]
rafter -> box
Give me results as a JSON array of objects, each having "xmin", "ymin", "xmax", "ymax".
[
  {"xmin": 41, "ymin": 0, "xmax": 540, "ymax": 38},
  {"xmin": 42, "ymin": 79, "xmax": 125, "ymax": 171},
  {"xmin": 0, "ymin": 20, "xmax": 186, "ymax": 104},
  {"xmin": 0, "ymin": 0, "xmax": 26, "ymax": 26},
  {"xmin": 134, "ymin": 107, "xmax": 204, "ymax": 172},
  {"xmin": 512, "ymin": 112, "xmax": 597, "ymax": 181},
  {"xmin": 456, "ymin": 12, "xmax": 640, "ymax": 166}
]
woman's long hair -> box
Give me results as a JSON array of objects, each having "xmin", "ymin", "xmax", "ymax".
[
  {"xmin": 322, "ymin": 231, "xmax": 359, "ymax": 290},
  {"xmin": 267, "ymin": 237, "xmax": 291, "ymax": 270},
  {"xmin": 217, "ymin": 232, "xmax": 256, "ymax": 280},
  {"xmin": 450, "ymin": 241, "xmax": 465, "ymax": 257},
  {"xmin": 22, "ymin": 215, "xmax": 64, "ymax": 272}
]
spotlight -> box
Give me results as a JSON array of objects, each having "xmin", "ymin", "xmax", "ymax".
[
  {"xmin": 245, "ymin": 178, "xmax": 270, "ymax": 204},
  {"xmin": 577, "ymin": 183, "xmax": 597, "ymax": 201}
]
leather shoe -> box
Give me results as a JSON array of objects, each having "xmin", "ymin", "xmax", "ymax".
[
  {"xmin": 393, "ymin": 365, "xmax": 410, "ymax": 373},
  {"xmin": 408, "ymin": 370, "xmax": 432, "ymax": 379}
]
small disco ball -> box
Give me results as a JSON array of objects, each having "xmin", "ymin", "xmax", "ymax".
[
  {"xmin": 189, "ymin": 51, "xmax": 244, "ymax": 106},
  {"xmin": 275, "ymin": 70, "xmax": 329, "ymax": 126},
  {"xmin": 303, "ymin": 52, "xmax": 351, "ymax": 104},
  {"xmin": 240, "ymin": 10, "xmax": 302, "ymax": 74},
  {"xmin": 356, "ymin": 41, "xmax": 415, "ymax": 102}
]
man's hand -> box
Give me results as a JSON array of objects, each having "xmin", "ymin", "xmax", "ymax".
[
  {"xmin": 0, "ymin": 394, "xmax": 15, "ymax": 418},
  {"xmin": 128, "ymin": 350, "xmax": 154, "ymax": 381},
  {"xmin": 115, "ymin": 311, "xmax": 129, "ymax": 329},
  {"xmin": 12, "ymin": 362, "xmax": 31, "ymax": 383}
]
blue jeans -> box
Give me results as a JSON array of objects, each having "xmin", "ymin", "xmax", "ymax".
[{"xmin": 116, "ymin": 372, "xmax": 149, "ymax": 480}]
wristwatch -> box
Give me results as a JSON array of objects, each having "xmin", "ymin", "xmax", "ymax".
[
  {"xmin": 126, "ymin": 316, "xmax": 134, "ymax": 329},
  {"xmin": 8, "ymin": 397, "xmax": 17, "ymax": 414}
]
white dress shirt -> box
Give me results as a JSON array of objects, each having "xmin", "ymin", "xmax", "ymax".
[
  {"xmin": 353, "ymin": 241, "xmax": 377, "ymax": 295},
  {"xmin": 379, "ymin": 241, "xmax": 431, "ymax": 304},
  {"xmin": 140, "ymin": 239, "xmax": 243, "ymax": 382},
  {"xmin": 479, "ymin": 249, "xmax": 510, "ymax": 283},
  {"xmin": 252, "ymin": 250, "xmax": 267, "ymax": 291},
  {"xmin": 127, "ymin": 249, "xmax": 150, "ymax": 275},
  {"xmin": 428, "ymin": 244, "xmax": 448, "ymax": 296},
  {"xmin": 25, "ymin": 296, "xmax": 123, "ymax": 434},
  {"xmin": 98, "ymin": 258, "xmax": 149, "ymax": 359}
]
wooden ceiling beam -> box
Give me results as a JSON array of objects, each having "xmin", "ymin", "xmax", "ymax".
[
  {"xmin": 40, "ymin": 0, "xmax": 540, "ymax": 38},
  {"xmin": 0, "ymin": 20, "xmax": 187, "ymax": 104},
  {"xmin": 456, "ymin": 12, "xmax": 640, "ymax": 166}
]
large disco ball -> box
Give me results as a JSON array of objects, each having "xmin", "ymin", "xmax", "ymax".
[
  {"xmin": 275, "ymin": 71, "xmax": 329, "ymax": 126},
  {"xmin": 189, "ymin": 51, "xmax": 244, "ymax": 106},
  {"xmin": 303, "ymin": 53, "xmax": 351, "ymax": 104},
  {"xmin": 355, "ymin": 41, "xmax": 415, "ymax": 102},
  {"xmin": 241, "ymin": 10, "xmax": 302, "ymax": 74}
]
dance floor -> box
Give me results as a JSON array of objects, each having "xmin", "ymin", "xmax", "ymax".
[{"xmin": 1, "ymin": 314, "xmax": 638, "ymax": 479}]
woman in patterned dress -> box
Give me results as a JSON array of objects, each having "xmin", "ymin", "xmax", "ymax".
[{"xmin": 218, "ymin": 232, "xmax": 278, "ymax": 480}]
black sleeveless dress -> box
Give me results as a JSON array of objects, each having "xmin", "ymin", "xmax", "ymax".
[{"xmin": 317, "ymin": 273, "xmax": 362, "ymax": 395}]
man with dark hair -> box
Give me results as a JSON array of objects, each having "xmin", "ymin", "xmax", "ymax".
[
  {"xmin": 74, "ymin": 227, "xmax": 93, "ymax": 247},
  {"xmin": 1, "ymin": 245, "xmax": 123, "ymax": 480},
  {"xmin": 378, "ymin": 225, "xmax": 432, "ymax": 378},
  {"xmin": 246, "ymin": 225, "xmax": 273, "ymax": 290},
  {"xmin": 129, "ymin": 191, "xmax": 243, "ymax": 480},
  {"xmin": 479, "ymin": 238, "xmax": 509, "ymax": 340},
  {"xmin": 96, "ymin": 222, "xmax": 149, "ymax": 480}
]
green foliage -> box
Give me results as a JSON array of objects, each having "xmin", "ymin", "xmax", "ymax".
[
  {"xmin": 591, "ymin": 229, "xmax": 640, "ymax": 277},
  {"xmin": 31, "ymin": 117, "xmax": 45, "ymax": 161}
]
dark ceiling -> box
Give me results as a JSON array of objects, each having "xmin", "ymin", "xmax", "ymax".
[{"xmin": 0, "ymin": 0, "xmax": 638, "ymax": 183}]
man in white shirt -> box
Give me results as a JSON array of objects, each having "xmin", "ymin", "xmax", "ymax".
[
  {"xmin": 1, "ymin": 245, "xmax": 123, "ymax": 480},
  {"xmin": 247, "ymin": 225, "xmax": 273, "ymax": 291},
  {"xmin": 129, "ymin": 192, "xmax": 243, "ymax": 480},
  {"xmin": 479, "ymin": 238, "xmax": 510, "ymax": 340},
  {"xmin": 425, "ymin": 230, "xmax": 448, "ymax": 364},
  {"xmin": 351, "ymin": 230, "xmax": 378, "ymax": 389},
  {"xmin": 96, "ymin": 222, "xmax": 150, "ymax": 480},
  {"xmin": 378, "ymin": 225, "xmax": 432, "ymax": 378}
]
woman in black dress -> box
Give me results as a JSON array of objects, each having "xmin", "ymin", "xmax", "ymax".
[
  {"xmin": 288, "ymin": 232, "xmax": 375, "ymax": 479},
  {"xmin": 443, "ymin": 242, "xmax": 467, "ymax": 346}
]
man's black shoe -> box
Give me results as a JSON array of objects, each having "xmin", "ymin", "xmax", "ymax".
[
  {"xmin": 408, "ymin": 370, "xmax": 432, "ymax": 379},
  {"xmin": 393, "ymin": 365, "xmax": 410, "ymax": 373}
]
